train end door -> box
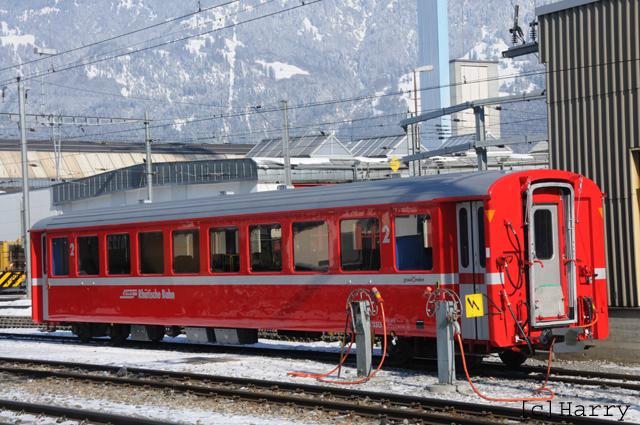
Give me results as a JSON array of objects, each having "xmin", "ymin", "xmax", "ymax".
[
  {"xmin": 527, "ymin": 183, "xmax": 577, "ymax": 328},
  {"xmin": 456, "ymin": 201, "xmax": 489, "ymax": 340}
]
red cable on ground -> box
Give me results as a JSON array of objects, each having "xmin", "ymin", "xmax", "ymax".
[
  {"xmin": 288, "ymin": 288, "xmax": 387, "ymax": 385},
  {"xmin": 456, "ymin": 333, "xmax": 555, "ymax": 402},
  {"xmin": 287, "ymin": 333, "xmax": 355, "ymax": 379}
]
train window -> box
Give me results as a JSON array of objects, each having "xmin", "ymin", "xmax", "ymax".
[
  {"xmin": 477, "ymin": 207, "xmax": 486, "ymax": 268},
  {"xmin": 293, "ymin": 221, "xmax": 329, "ymax": 272},
  {"xmin": 139, "ymin": 231, "xmax": 164, "ymax": 274},
  {"xmin": 340, "ymin": 218, "xmax": 381, "ymax": 271},
  {"xmin": 107, "ymin": 234, "xmax": 130, "ymax": 275},
  {"xmin": 249, "ymin": 224, "xmax": 282, "ymax": 272},
  {"xmin": 459, "ymin": 208, "xmax": 470, "ymax": 268},
  {"xmin": 51, "ymin": 237, "xmax": 69, "ymax": 276},
  {"xmin": 209, "ymin": 227, "xmax": 240, "ymax": 273},
  {"xmin": 534, "ymin": 209, "xmax": 554, "ymax": 260},
  {"xmin": 77, "ymin": 235, "xmax": 100, "ymax": 276},
  {"xmin": 395, "ymin": 215, "xmax": 433, "ymax": 271},
  {"xmin": 172, "ymin": 229, "xmax": 200, "ymax": 274}
]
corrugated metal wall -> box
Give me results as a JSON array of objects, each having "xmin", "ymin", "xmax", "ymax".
[{"xmin": 539, "ymin": 0, "xmax": 640, "ymax": 307}]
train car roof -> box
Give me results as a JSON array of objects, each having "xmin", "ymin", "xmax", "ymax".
[{"xmin": 32, "ymin": 171, "xmax": 512, "ymax": 231}]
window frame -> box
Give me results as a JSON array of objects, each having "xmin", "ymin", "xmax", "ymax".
[
  {"xmin": 50, "ymin": 236, "xmax": 70, "ymax": 277},
  {"xmin": 76, "ymin": 234, "xmax": 101, "ymax": 276},
  {"xmin": 292, "ymin": 220, "xmax": 330, "ymax": 273},
  {"xmin": 248, "ymin": 223, "xmax": 283, "ymax": 273},
  {"xmin": 208, "ymin": 226, "xmax": 241, "ymax": 274},
  {"xmin": 339, "ymin": 217, "xmax": 381, "ymax": 272},
  {"xmin": 138, "ymin": 230, "xmax": 165, "ymax": 275},
  {"xmin": 106, "ymin": 233, "xmax": 131, "ymax": 276},
  {"xmin": 393, "ymin": 213, "xmax": 434, "ymax": 272},
  {"xmin": 171, "ymin": 228, "xmax": 201, "ymax": 275}
]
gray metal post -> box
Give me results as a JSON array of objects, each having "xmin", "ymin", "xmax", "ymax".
[
  {"xmin": 425, "ymin": 300, "xmax": 469, "ymax": 393},
  {"xmin": 435, "ymin": 300, "xmax": 456, "ymax": 385},
  {"xmin": 280, "ymin": 100, "xmax": 293, "ymax": 188},
  {"xmin": 351, "ymin": 300, "xmax": 372, "ymax": 377},
  {"xmin": 145, "ymin": 112, "xmax": 152, "ymax": 202},
  {"xmin": 474, "ymin": 106, "xmax": 487, "ymax": 170},
  {"xmin": 406, "ymin": 112, "xmax": 415, "ymax": 177},
  {"xmin": 18, "ymin": 82, "xmax": 31, "ymax": 298}
]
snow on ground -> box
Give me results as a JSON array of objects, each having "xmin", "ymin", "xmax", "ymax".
[{"xmin": 1, "ymin": 327, "xmax": 639, "ymax": 423}]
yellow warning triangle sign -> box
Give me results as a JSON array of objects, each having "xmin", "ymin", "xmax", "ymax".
[{"xmin": 485, "ymin": 209, "xmax": 496, "ymax": 222}]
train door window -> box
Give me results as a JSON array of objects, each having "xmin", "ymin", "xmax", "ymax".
[
  {"xmin": 340, "ymin": 218, "xmax": 381, "ymax": 271},
  {"xmin": 77, "ymin": 236, "xmax": 100, "ymax": 276},
  {"xmin": 172, "ymin": 229, "xmax": 200, "ymax": 274},
  {"xmin": 459, "ymin": 208, "xmax": 470, "ymax": 268},
  {"xmin": 249, "ymin": 224, "xmax": 282, "ymax": 272},
  {"xmin": 42, "ymin": 235, "xmax": 47, "ymax": 276},
  {"xmin": 395, "ymin": 214, "xmax": 433, "ymax": 271},
  {"xmin": 209, "ymin": 227, "xmax": 240, "ymax": 273},
  {"xmin": 477, "ymin": 207, "xmax": 486, "ymax": 268},
  {"xmin": 292, "ymin": 221, "xmax": 329, "ymax": 272},
  {"xmin": 107, "ymin": 234, "xmax": 130, "ymax": 275},
  {"xmin": 139, "ymin": 231, "xmax": 164, "ymax": 274},
  {"xmin": 534, "ymin": 209, "xmax": 554, "ymax": 259},
  {"xmin": 51, "ymin": 237, "xmax": 69, "ymax": 276}
]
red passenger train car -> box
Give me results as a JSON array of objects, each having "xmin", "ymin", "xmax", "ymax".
[{"xmin": 30, "ymin": 170, "xmax": 609, "ymax": 365}]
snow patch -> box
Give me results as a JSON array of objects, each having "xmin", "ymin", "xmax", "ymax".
[
  {"xmin": 121, "ymin": 87, "xmax": 130, "ymax": 97},
  {"xmin": 0, "ymin": 22, "xmax": 35, "ymax": 51},
  {"xmin": 256, "ymin": 60, "xmax": 309, "ymax": 80},
  {"xmin": 118, "ymin": 0, "xmax": 134, "ymax": 11},
  {"xmin": 397, "ymin": 73, "xmax": 414, "ymax": 111},
  {"xmin": 186, "ymin": 38, "xmax": 206, "ymax": 57},
  {"xmin": 299, "ymin": 17, "xmax": 323, "ymax": 42}
]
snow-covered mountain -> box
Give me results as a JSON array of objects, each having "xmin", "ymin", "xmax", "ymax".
[{"xmin": 0, "ymin": 0, "xmax": 551, "ymax": 146}]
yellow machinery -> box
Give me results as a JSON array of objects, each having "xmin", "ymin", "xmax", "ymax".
[{"xmin": 0, "ymin": 240, "xmax": 26, "ymax": 292}]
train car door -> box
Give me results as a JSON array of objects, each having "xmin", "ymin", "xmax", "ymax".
[
  {"xmin": 456, "ymin": 201, "xmax": 489, "ymax": 340},
  {"xmin": 527, "ymin": 183, "xmax": 577, "ymax": 327},
  {"xmin": 41, "ymin": 233, "xmax": 49, "ymax": 321}
]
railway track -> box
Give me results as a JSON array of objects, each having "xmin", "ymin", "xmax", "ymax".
[
  {"xmin": 1, "ymin": 330, "xmax": 638, "ymax": 393},
  {"xmin": 0, "ymin": 357, "xmax": 623, "ymax": 425},
  {"xmin": 0, "ymin": 399, "xmax": 179, "ymax": 425}
]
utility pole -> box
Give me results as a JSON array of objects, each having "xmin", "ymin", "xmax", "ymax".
[
  {"xmin": 280, "ymin": 100, "xmax": 293, "ymax": 188},
  {"xmin": 474, "ymin": 106, "xmax": 487, "ymax": 170},
  {"xmin": 18, "ymin": 79, "xmax": 32, "ymax": 298},
  {"xmin": 145, "ymin": 112, "xmax": 153, "ymax": 202}
]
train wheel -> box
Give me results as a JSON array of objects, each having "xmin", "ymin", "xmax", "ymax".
[
  {"xmin": 386, "ymin": 336, "xmax": 412, "ymax": 364},
  {"xmin": 165, "ymin": 326, "xmax": 182, "ymax": 337},
  {"xmin": 108, "ymin": 324, "xmax": 130, "ymax": 346},
  {"xmin": 499, "ymin": 349, "xmax": 528, "ymax": 367},
  {"xmin": 72, "ymin": 323, "xmax": 91, "ymax": 343}
]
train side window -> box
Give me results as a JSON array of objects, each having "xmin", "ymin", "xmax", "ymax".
[
  {"xmin": 459, "ymin": 208, "xmax": 470, "ymax": 268},
  {"xmin": 293, "ymin": 221, "xmax": 329, "ymax": 272},
  {"xmin": 534, "ymin": 209, "xmax": 554, "ymax": 260},
  {"xmin": 249, "ymin": 224, "xmax": 282, "ymax": 272},
  {"xmin": 340, "ymin": 218, "xmax": 381, "ymax": 271},
  {"xmin": 139, "ymin": 231, "xmax": 164, "ymax": 274},
  {"xmin": 477, "ymin": 207, "xmax": 486, "ymax": 268},
  {"xmin": 210, "ymin": 227, "xmax": 240, "ymax": 273},
  {"xmin": 107, "ymin": 234, "xmax": 130, "ymax": 275},
  {"xmin": 51, "ymin": 237, "xmax": 69, "ymax": 276},
  {"xmin": 77, "ymin": 235, "xmax": 100, "ymax": 276},
  {"xmin": 172, "ymin": 229, "xmax": 200, "ymax": 274},
  {"xmin": 395, "ymin": 214, "xmax": 433, "ymax": 271}
]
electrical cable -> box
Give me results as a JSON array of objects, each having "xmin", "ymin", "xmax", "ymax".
[{"xmin": 457, "ymin": 333, "xmax": 555, "ymax": 402}]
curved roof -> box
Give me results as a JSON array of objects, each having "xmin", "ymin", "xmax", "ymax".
[{"xmin": 32, "ymin": 171, "xmax": 511, "ymax": 231}]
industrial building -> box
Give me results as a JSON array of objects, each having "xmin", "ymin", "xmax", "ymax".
[{"xmin": 537, "ymin": 0, "xmax": 640, "ymax": 361}]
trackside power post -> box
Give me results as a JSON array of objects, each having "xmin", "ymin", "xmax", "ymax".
[
  {"xmin": 351, "ymin": 300, "xmax": 372, "ymax": 377},
  {"xmin": 425, "ymin": 290, "xmax": 470, "ymax": 393}
]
